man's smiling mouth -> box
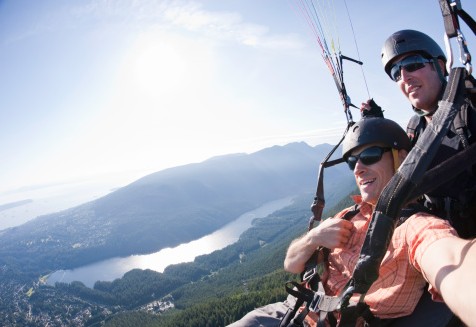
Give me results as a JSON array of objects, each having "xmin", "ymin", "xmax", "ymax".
[
  {"xmin": 361, "ymin": 178, "xmax": 376, "ymax": 186},
  {"xmin": 408, "ymin": 85, "xmax": 421, "ymax": 94}
]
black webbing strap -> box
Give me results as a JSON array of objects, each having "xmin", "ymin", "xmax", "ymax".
[
  {"xmin": 280, "ymin": 281, "xmax": 319, "ymax": 327},
  {"xmin": 338, "ymin": 302, "xmax": 379, "ymax": 327},
  {"xmin": 282, "ymin": 281, "xmax": 342, "ymax": 327},
  {"xmin": 408, "ymin": 141, "xmax": 476, "ymax": 201},
  {"xmin": 458, "ymin": 8, "xmax": 476, "ymax": 35},
  {"xmin": 309, "ymin": 123, "xmax": 352, "ymax": 231},
  {"xmin": 439, "ymin": 0, "xmax": 476, "ymax": 37},
  {"xmin": 340, "ymin": 67, "xmax": 468, "ymax": 305},
  {"xmin": 279, "ymin": 300, "xmax": 306, "ymax": 327},
  {"xmin": 309, "ymin": 156, "xmax": 345, "ymax": 231}
]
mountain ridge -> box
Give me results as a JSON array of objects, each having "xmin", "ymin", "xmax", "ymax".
[{"xmin": 0, "ymin": 142, "xmax": 353, "ymax": 277}]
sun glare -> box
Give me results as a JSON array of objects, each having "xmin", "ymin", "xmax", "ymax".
[
  {"xmin": 74, "ymin": 30, "xmax": 221, "ymax": 176},
  {"xmin": 129, "ymin": 37, "xmax": 188, "ymax": 97}
]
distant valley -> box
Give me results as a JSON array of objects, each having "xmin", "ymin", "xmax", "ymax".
[{"xmin": 0, "ymin": 142, "xmax": 355, "ymax": 326}]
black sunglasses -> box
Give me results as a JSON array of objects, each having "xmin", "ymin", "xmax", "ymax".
[
  {"xmin": 390, "ymin": 55, "xmax": 433, "ymax": 82},
  {"xmin": 346, "ymin": 146, "xmax": 391, "ymax": 170}
]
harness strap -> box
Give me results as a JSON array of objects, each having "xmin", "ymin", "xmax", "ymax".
[
  {"xmin": 309, "ymin": 123, "xmax": 353, "ymax": 231},
  {"xmin": 279, "ymin": 299, "xmax": 305, "ymax": 327},
  {"xmin": 454, "ymin": 103, "xmax": 470, "ymax": 148},
  {"xmin": 406, "ymin": 114, "xmax": 424, "ymax": 146},
  {"xmin": 286, "ymin": 279, "xmax": 342, "ymax": 311},
  {"xmin": 407, "ymin": 105, "xmax": 469, "ymax": 149},
  {"xmin": 408, "ymin": 141, "xmax": 476, "ymax": 201},
  {"xmin": 439, "ymin": 0, "xmax": 476, "ymax": 37},
  {"xmin": 284, "ymin": 281, "xmax": 344, "ymax": 327},
  {"xmin": 283, "ymin": 291, "xmax": 378, "ymax": 327},
  {"xmin": 338, "ymin": 302, "xmax": 378, "ymax": 327}
]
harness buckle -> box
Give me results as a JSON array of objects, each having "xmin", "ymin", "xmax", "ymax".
[
  {"xmin": 308, "ymin": 291, "xmax": 340, "ymax": 313},
  {"xmin": 309, "ymin": 291, "xmax": 324, "ymax": 312}
]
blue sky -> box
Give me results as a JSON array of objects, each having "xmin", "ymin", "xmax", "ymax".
[{"xmin": 1, "ymin": 0, "xmax": 475, "ymax": 197}]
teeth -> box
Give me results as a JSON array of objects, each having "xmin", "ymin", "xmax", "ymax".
[{"xmin": 361, "ymin": 178, "xmax": 375, "ymax": 185}]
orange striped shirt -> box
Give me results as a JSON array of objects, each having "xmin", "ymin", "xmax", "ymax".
[{"xmin": 323, "ymin": 196, "xmax": 457, "ymax": 319}]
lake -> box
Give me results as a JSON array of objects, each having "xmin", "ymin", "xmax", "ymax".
[{"xmin": 47, "ymin": 196, "xmax": 295, "ymax": 288}]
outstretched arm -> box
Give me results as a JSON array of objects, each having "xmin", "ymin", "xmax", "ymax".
[
  {"xmin": 420, "ymin": 237, "xmax": 476, "ymax": 327},
  {"xmin": 284, "ymin": 217, "xmax": 353, "ymax": 274}
]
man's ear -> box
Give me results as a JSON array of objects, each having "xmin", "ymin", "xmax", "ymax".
[{"xmin": 437, "ymin": 58, "xmax": 447, "ymax": 76}]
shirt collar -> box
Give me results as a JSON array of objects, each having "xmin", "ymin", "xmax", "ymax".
[{"xmin": 351, "ymin": 195, "xmax": 373, "ymax": 217}]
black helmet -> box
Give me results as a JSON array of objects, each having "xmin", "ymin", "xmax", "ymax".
[
  {"xmin": 381, "ymin": 29, "xmax": 446, "ymax": 78},
  {"xmin": 342, "ymin": 117, "xmax": 411, "ymax": 160}
]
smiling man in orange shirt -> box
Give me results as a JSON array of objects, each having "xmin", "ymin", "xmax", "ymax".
[
  {"xmin": 284, "ymin": 117, "xmax": 476, "ymax": 326},
  {"xmin": 229, "ymin": 116, "xmax": 476, "ymax": 327}
]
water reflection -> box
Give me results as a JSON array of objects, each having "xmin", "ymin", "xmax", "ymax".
[{"xmin": 48, "ymin": 196, "xmax": 294, "ymax": 287}]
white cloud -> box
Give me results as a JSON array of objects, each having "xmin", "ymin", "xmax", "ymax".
[
  {"xmin": 162, "ymin": 2, "xmax": 304, "ymax": 50},
  {"xmin": 164, "ymin": 2, "xmax": 241, "ymax": 30},
  {"xmin": 8, "ymin": 0, "xmax": 304, "ymax": 52}
]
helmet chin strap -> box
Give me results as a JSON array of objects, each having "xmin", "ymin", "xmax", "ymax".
[{"xmin": 391, "ymin": 148, "xmax": 400, "ymax": 172}]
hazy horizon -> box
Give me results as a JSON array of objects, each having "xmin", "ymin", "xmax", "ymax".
[
  {"xmin": 0, "ymin": 140, "xmax": 325, "ymax": 231},
  {"xmin": 0, "ymin": 169, "xmax": 149, "ymax": 231}
]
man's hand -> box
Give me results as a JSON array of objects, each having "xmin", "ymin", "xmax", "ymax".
[
  {"xmin": 360, "ymin": 98, "xmax": 384, "ymax": 118},
  {"xmin": 310, "ymin": 218, "xmax": 354, "ymax": 249},
  {"xmin": 284, "ymin": 217, "xmax": 354, "ymax": 273}
]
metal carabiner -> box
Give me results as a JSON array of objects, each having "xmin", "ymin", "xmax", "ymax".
[
  {"xmin": 444, "ymin": 33, "xmax": 454, "ymax": 74},
  {"xmin": 456, "ymin": 29, "xmax": 472, "ymax": 75},
  {"xmin": 444, "ymin": 29, "xmax": 472, "ymax": 75}
]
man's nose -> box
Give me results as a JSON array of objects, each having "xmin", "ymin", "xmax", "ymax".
[
  {"xmin": 400, "ymin": 67, "xmax": 413, "ymax": 82},
  {"xmin": 353, "ymin": 159, "xmax": 366, "ymax": 175}
]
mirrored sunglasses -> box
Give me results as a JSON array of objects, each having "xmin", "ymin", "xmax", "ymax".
[
  {"xmin": 346, "ymin": 146, "xmax": 391, "ymax": 170},
  {"xmin": 390, "ymin": 55, "xmax": 433, "ymax": 82}
]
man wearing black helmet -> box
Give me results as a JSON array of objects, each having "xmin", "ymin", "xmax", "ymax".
[
  {"xmin": 375, "ymin": 29, "xmax": 476, "ymax": 238},
  {"xmin": 228, "ymin": 117, "xmax": 476, "ymax": 327}
]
